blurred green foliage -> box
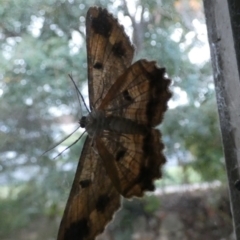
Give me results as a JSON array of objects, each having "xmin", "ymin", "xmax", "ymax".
[{"xmin": 0, "ymin": 0, "xmax": 225, "ymax": 239}]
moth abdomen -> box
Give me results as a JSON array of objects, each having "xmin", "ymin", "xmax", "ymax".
[{"xmin": 106, "ymin": 116, "xmax": 147, "ymax": 135}]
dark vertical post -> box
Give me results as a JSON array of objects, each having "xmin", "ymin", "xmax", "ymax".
[{"xmin": 203, "ymin": 1, "xmax": 240, "ymax": 239}]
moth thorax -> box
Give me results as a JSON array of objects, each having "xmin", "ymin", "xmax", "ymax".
[
  {"xmin": 106, "ymin": 117, "xmax": 147, "ymax": 135},
  {"xmin": 84, "ymin": 110, "xmax": 106, "ymax": 137}
]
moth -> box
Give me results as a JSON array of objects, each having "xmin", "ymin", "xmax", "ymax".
[{"xmin": 57, "ymin": 6, "xmax": 172, "ymax": 240}]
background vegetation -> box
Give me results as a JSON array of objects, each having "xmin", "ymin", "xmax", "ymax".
[{"xmin": 0, "ymin": 0, "xmax": 230, "ymax": 239}]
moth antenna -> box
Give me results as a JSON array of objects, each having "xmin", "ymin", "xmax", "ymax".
[
  {"xmin": 53, "ymin": 130, "xmax": 86, "ymax": 160},
  {"xmin": 68, "ymin": 74, "xmax": 90, "ymax": 113},
  {"xmin": 41, "ymin": 125, "xmax": 81, "ymax": 157}
]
